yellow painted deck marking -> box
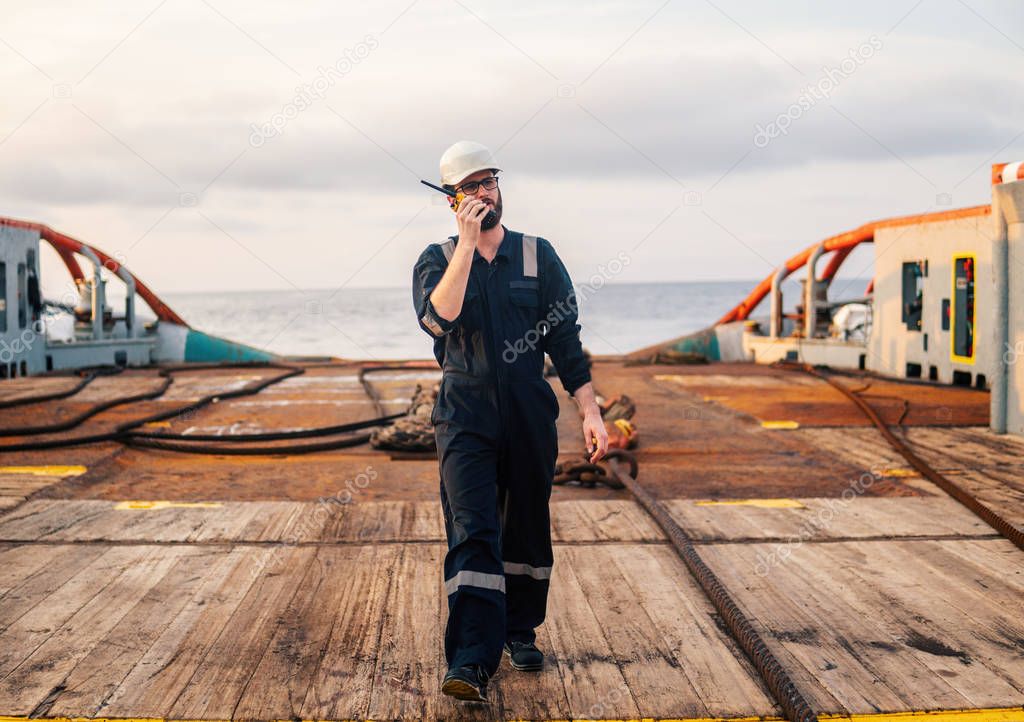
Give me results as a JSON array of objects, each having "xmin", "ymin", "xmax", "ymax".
[
  {"xmin": 880, "ymin": 468, "xmax": 919, "ymax": 478},
  {"xmin": 1, "ymin": 708, "xmax": 1020, "ymax": 722},
  {"xmin": 761, "ymin": 420, "xmax": 800, "ymax": 429},
  {"xmin": 114, "ymin": 501, "xmax": 223, "ymax": 510},
  {"xmin": 0, "ymin": 465, "xmax": 86, "ymax": 477},
  {"xmin": 142, "ymin": 421, "xmax": 172, "ymax": 428},
  {"xmin": 695, "ymin": 498, "xmax": 806, "ymax": 509},
  {"xmin": 823, "ymin": 708, "xmax": 1024, "ymax": 722}
]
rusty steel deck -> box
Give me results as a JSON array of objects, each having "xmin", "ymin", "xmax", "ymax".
[{"xmin": 0, "ymin": 360, "xmax": 1022, "ymax": 721}]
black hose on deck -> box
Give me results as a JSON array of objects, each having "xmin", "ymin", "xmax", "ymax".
[
  {"xmin": 122, "ymin": 431, "xmax": 374, "ymax": 455},
  {"xmin": 0, "ymin": 365, "xmax": 127, "ymax": 411},
  {"xmin": 0, "ymin": 361, "xmax": 430, "ymax": 455},
  {"xmin": 0, "ymin": 361, "xmax": 302, "ymax": 452},
  {"xmin": 0, "ymin": 376, "xmax": 175, "ymax": 436},
  {"xmin": 128, "ymin": 412, "xmax": 405, "ymax": 443}
]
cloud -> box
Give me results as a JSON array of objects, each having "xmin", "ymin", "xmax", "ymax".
[{"xmin": 3, "ymin": 0, "xmax": 1024, "ymax": 292}]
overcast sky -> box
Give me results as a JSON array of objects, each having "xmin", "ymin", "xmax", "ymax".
[{"xmin": 3, "ymin": 0, "xmax": 1023, "ymax": 300}]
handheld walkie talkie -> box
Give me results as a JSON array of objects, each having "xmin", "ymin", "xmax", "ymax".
[{"xmin": 420, "ymin": 179, "xmax": 497, "ymax": 228}]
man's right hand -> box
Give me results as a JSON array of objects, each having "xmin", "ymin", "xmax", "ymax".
[{"xmin": 455, "ymin": 197, "xmax": 491, "ymax": 247}]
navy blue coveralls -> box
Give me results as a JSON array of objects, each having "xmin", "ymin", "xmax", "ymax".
[{"xmin": 412, "ymin": 225, "xmax": 591, "ymax": 678}]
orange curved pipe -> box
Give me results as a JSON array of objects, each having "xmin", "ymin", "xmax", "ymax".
[
  {"xmin": 716, "ymin": 204, "xmax": 991, "ymax": 325},
  {"xmin": 52, "ymin": 245, "xmax": 85, "ymax": 280},
  {"xmin": 0, "ymin": 217, "xmax": 188, "ymax": 326},
  {"xmin": 819, "ymin": 246, "xmax": 853, "ymax": 282}
]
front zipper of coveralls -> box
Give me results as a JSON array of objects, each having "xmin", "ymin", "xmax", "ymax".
[{"xmin": 482, "ymin": 261, "xmax": 511, "ymax": 433}]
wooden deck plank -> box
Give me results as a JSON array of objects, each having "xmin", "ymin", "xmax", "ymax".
[
  {"xmin": 0, "ymin": 500, "xmax": 90, "ymax": 541},
  {"xmin": 781, "ymin": 540, "xmax": 974, "ymax": 710},
  {"xmin": 0, "ymin": 545, "xmax": 151, "ymax": 681},
  {"xmin": 573, "ymin": 499, "xmax": 663, "ymax": 542},
  {"xmin": 59, "ymin": 504, "xmax": 180, "ymax": 542},
  {"xmin": 566, "ymin": 544, "xmax": 709, "ymax": 718},
  {"xmin": 397, "ymin": 500, "xmax": 445, "ymax": 541},
  {"xmin": 0, "ymin": 543, "xmax": 62, "ymax": 597},
  {"xmin": 105, "ymin": 506, "xmax": 207, "ymax": 542},
  {"xmin": 358, "ymin": 501, "xmax": 407, "ymax": 543},
  {"xmin": 937, "ymin": 539, "xmax": 1024, "ymax": 593},
  {"xmin": 549, "ymin": 500, "xmax": 594, "ymax": 543},
  {"xmin": 236, "ymin": 501, "xmax": 303, "ymax": 542},
  {"xmin": 907, "ymin": 427, "xmax": 1024, "ymax": 471},
  {"xmin": 0, "ymin": 499, "xmax": 669, "ymax": 544},
  {"xmin": 698, "ymin": 543, "xmax": 894, "ymax": 713},
  {"xmin": 31, "ymin": 501, "xmax": 124, "ymax": 541},
  {"xmin": 367, "ymin": 544, "xmax": 442, "ymax": 720},
  {"xmin": 544, "ymin": 544, "xmax": 641, "ymax": 719},
  {"xmin": 702, "ymin": 539, "xmax": 1024, "ymax": 712},
  {"xmin": 298, "ymin": 544, "xmax": 398, "ymax": 720},
  {"xmin": 46, "ymin": 547, "xmax": 223, "ymax": 717},
  {"xmin": 666, "ymin": 496, "xmax": 992, "ymax": 542},
  {"xmin": 1, "ymin": 545, "xmax": 187, "ymax": 714},
  {"xmin": 232, "ymin": 545, "xmax": 366, "ymax": 720},
  {"xmin": 0, "ymin": 545, "xmax": 110, "ymax": 634},
  {"xmin": 188, "ymin": 503, "xmax": 264, "ymax": 543},
  {"xmin": 96, "ymin": 547, "xmax": 264, "ymax": 717},
  {"xmin": 610, "ymin": 543, "xmax": 779, "ymax": 717},
  {"xmin": 278, "ymin": 502, "xmax": 332, "ymax": 546},
  {"xmin": 248, "ymin": 501, "xmax": 308, "ymax": 542},
  {"xmin": 167, "ymin": 544, "xmax": 317, "ymax": 719},
  {"xmin": 814, "ymin": 541, "xmax": 1024, "ymax": 706}
]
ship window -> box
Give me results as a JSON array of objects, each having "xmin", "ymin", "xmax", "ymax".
[
  {"xmin": 901, "ymin": 261, "xmax": 924, "ymax": 331},
  {"xmin": 17, "ymin": 262, "xmax": 26, "ymax": 329},
  {"xmin": 0, "ymin": 261, "xmax": 6, "ymax": 333},
  {"xmin": 951, "ymin": 255, "xmax": 975, "ymax": 362}
]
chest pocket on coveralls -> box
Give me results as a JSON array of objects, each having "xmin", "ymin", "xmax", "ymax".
[{"xmin": 508, "ymin": 279, "xmax": 540, "ymax": 310}]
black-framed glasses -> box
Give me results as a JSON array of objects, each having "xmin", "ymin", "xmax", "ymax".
[{"xmin": 456, "ymin": 176, "xmax": 499, "ymax": 195}]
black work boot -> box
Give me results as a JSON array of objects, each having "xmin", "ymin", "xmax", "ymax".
[
  {"xmin": 503, "ymin": 640, "xmax": 544, "ymax": 671},
  {"xmin": 441, "ymin": 663, "xmax": 490, "ymax": 702}
]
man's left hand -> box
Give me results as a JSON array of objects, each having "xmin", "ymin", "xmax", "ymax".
[{"xmin": 582, "ymin": 410, "xmax": 609, "ymax": 463}]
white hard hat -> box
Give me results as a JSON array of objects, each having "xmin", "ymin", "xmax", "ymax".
[{"xmin": 439, "ymin": 140, "xmax": 501, "ymax": 186}]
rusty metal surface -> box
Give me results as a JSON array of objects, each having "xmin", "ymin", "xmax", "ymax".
[{"xmin": 0, "ymin": 359, "xmax": 996, "ymax": 505}]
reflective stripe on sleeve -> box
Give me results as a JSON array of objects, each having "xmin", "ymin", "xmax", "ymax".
[{"xmin": 420, "ymin": 312, "xmax": 445, "ymax": 337}]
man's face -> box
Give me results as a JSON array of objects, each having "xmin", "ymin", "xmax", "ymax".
[{"xmin": 453, "ymin": 168, "xmax": 502, "ymax": 230}]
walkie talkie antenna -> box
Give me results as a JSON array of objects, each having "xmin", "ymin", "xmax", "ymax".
[{"xmin": 420, "ymin": 179, "xmax": 456, "ymax": 198}]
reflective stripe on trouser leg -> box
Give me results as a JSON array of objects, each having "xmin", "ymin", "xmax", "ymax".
[
  {"xmin": 503, "ymin": 561, "xmax": 552, "ymax": 579},
  {"xmin": 445, "ymin": 569, "xmax": 507, "ymax": 595}
]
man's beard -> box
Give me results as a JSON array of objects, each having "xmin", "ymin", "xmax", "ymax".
[{"xmin": 480, "ymin": 192, "xmax": 503, "ymax": 230}]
